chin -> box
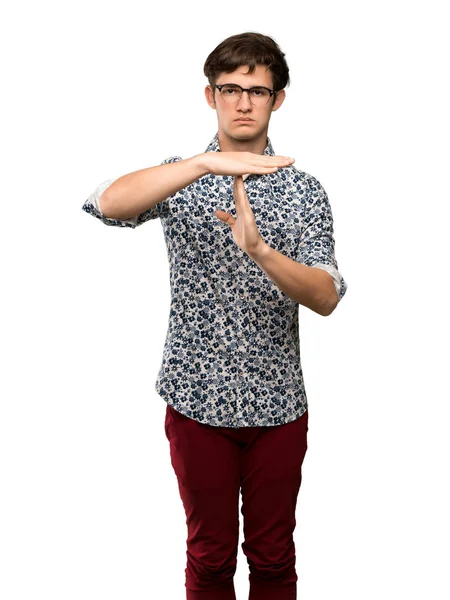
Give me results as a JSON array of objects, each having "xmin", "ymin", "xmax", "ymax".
[{"xmin": 231, "ymin": 125, "xmax": 260, "ymax": 137}]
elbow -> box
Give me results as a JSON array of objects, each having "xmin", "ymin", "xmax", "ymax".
[
  {"xmin": 319, "ymin": 291, "xmax": 339, "ymax": 317},
  {"xmin": 98, "ymin": 190, "xmax": 112, "ymax": 217},
  {"xmin": 99, "ymin": 190, "xmax": 122, "ymax": 220},
  {"xmin": 306, "ymin": 269, "xmax": 339, "ymax": 316},
  {"xmin": 318, "ymin": 272, "xmax": 340, "ymax": 316},
  {"xmin": 100, "ymin": 189, "xmax": 135, "ymax": 221},
  {"xmin": 321, "ymin": 304, "xmax": 337, "ymax": 317}
]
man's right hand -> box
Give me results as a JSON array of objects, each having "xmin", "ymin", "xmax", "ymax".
[{"xmin": 201, "ymin": 151, "xmax": 295, "ymax": 176}]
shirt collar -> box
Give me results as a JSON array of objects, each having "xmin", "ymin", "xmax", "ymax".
[{"xmin": 204, "ymin": 131, "xmax": 276, "ymax": 156}]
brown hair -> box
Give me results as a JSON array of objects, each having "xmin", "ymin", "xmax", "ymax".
[{"xmin": 203, "ymin": 32, "xmax": 290, "ymax": 104}]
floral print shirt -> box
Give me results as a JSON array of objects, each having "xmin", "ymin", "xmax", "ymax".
[{"xmin": 82, "ymin": 132, "xmax": 348, "ymax": 428}]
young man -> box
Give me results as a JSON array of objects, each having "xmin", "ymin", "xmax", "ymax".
[{"xmin": 82, "ymin": 32, "xmax": 347, "ymax": 600}]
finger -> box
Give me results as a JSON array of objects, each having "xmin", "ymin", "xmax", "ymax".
[
  {"xmin": 248, "ymin": 166, "xmax": 282, "ymax": 174},
  {"xmin": 246, "ymin": 158, "xmax": 295, "ymax": 174},
  {"xmin": 233, "ymin": 176, "xmax": 247, "ymax": 211},
  {"xmin": 233, "ymin": 175, "xmax": 242, "ymax": 198},
  {"xmin": 250, "ymin": 155, "xmax": 295, "ymax": 165},
  {"xmin": 234, "ymin": 175, "xmax": 245, "ymax": 192},
  {"xmin": 215, "ymin": 209, "xmax": 235, "ymax": 225}
]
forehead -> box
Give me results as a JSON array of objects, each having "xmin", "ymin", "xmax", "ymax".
[{"xmin": 216, "ymin": 64, "xmax": 273, "ymax": 87}]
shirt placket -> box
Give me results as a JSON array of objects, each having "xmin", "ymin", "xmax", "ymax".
[
  {"xmin": 217, "ymin": 176, "xmax": 252, "ymax": 419},
  {"xmin": 235, "ymin": 177, "xmax": 256, "ymax": 384}
]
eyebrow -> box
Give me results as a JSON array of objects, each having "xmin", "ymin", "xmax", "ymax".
[{"xmin": 217, "ymin": 83, "xmax": 270, "ymax": 88}]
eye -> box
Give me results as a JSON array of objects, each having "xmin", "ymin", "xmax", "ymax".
[
  {"xmin": 250, "ymin": 88, "xmax": 268, "ymax": 97},
  {"xmin": 222, "ymin": 85, "xmax": 239, "ymax": 95}
]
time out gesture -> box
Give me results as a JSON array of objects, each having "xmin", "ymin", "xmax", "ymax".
[{"xmin": 205, "ymin": 151, "xmax": 295, "ymax": 258}]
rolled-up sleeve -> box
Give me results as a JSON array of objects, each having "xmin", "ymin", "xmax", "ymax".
[
  {"xmin": 297, "ymin": 175, "xmax": 348, "ymax": 302},
  {"xmin": 81, "ymin": 156, "xmax": 183, "ymax": 228}
]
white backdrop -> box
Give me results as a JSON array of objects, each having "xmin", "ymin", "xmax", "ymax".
[{"xmin": 1, "ymin": 0, "xmax": 449, "ymax": 598}]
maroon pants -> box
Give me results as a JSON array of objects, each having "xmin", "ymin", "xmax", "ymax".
[{"xmin": 164, "ymin": 403, "xmax": 309, "ymax": 600}]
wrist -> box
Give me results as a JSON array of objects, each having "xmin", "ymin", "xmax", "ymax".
[
  {"xmin": 192, "ymin": 153, "xmax": 211, "ymax": 177},
  {"xmin": 248, "ymin": 239, "xmax": 271, "ymax": 262}
]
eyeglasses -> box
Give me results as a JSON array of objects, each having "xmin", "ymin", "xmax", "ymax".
[{"xmin": 214, "ymin": 83, "xmax": 275, "ymax": 106}]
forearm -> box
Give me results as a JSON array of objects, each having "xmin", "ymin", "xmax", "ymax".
[
  {"xmin": 248, "ymin": 242, "xmax": 339, "ymax": 316},
  {"xmin": 100, "ymin": 154, "xmax": 209, "ymax": 221}
]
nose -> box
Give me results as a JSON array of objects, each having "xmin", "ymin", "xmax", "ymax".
[{"xmin": 236, "ymin": 90, "xmax": 252, "ymax": 110}]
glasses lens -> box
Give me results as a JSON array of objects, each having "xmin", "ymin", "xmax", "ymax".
[
  {"xmin": 249, "ymin": 87, "xmax": 271, "ymax": 106},
  {"xmin": 220, "ymin": 84, "xmax": 242, "ymax": 103}
]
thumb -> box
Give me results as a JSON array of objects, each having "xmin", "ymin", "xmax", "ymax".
[{"xmin": 215, "ymin": 209, "xmax": 234, "ymax": 224}]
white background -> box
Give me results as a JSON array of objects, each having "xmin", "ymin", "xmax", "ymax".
[{"xmin": 1, "ymin": 0, "xmax": 449, "ymax": 598}]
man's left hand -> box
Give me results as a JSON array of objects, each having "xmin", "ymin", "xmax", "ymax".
[{"xmin": 215, "ymin": 175, "xmax": 266, "ymax": 258}]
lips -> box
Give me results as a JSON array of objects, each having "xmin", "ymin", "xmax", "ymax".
[{"xmin": 235, "ymin": 119, "xmax": 254, "ymax": 122}]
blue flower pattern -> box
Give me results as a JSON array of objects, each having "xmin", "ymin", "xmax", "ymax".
[{"xmin": 82, "ymin": 132, "xmax": 347, "ymax": 427}]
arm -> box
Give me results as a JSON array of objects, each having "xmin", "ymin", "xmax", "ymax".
[
  {"xmin": 248, "ymin": 244, "xmax": 339, "ymax": 316},
  {"xmin": 100, "ymin": 154, "xmax": 209, "ymax": 221},
  {"xmin": 244, "ymin": 174, "xmax": 347, "ymax": 316},
  {"xmin": 83, "ymin": 151, "xmax": 293, "ymax": 228}
]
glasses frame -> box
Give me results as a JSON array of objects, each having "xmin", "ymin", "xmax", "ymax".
[{"xmin": 214, "ymin": 83, "xmax": 275, "ymax": 105}]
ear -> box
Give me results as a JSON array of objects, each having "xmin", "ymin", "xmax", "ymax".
[
  {"xmin": 205, "ymin": 85, "xmax": 216, "ymax": 110},
  {"xmin": 271, "ymin": 89, "xmax": 286, "ymax": 112}
]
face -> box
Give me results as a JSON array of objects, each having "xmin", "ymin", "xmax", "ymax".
[{"xmin": 205, "ymin": 64, "xmax": 286, "ymax": 144}]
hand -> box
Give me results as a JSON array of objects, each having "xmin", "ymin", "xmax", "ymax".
[
  {"xmin": 215, "ymin": 175, "xmax": 267, "ymax": 258},
  {"xmin": 203, "ymin": 151, "xmax": 294, "ymax": 176}
]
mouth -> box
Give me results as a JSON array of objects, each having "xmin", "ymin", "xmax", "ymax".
[{"xmin": 235, "ymin": 118, "xmax": 254, "ymax": 122}]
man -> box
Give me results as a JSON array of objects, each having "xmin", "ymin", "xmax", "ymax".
[{"xmin": 82, "ymin": 31, "xmax": 347, "ymax": 600}]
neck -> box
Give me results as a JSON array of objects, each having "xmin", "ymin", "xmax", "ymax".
[{"xmin": 217, "ymin": 128, "xmax": 268, "ymax": 155}]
